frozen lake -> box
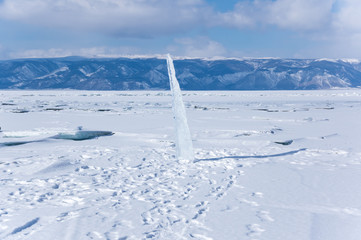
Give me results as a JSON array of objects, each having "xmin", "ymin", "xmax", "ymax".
[{"xmin": 1, "ymin": 90, "xmax": 361, "ymax": 240}]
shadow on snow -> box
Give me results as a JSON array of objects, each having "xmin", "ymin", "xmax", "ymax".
[{"xmin": 194, "ymin": 148, "xmax": 307, "ymax": 163}]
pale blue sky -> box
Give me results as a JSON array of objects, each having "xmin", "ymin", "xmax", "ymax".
[{"xmin": 0, "ymin": 0, "xmax": 360, "ymax": 59}]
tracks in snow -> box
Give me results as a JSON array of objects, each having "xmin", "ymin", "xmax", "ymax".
[{"xmin": 1, "ymin": 145, "xmax": 275, "ymax": 239}]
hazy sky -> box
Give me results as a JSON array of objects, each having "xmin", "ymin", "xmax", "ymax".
[{"xmin": 0, "ymin": 0, "xmax": 361, "ymax": 59}]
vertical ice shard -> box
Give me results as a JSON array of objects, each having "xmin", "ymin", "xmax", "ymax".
[{"xmin": 166, "ymin": 54, "xmax": 194, "ymax": 162}]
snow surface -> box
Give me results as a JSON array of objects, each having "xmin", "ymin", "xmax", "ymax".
[
  {"xmin": 1, "ymin": 90, "xmax": 361, "ymax": 240},
  {"xmin": 36, "ymin": 67, "xmax": 69, "ymax": 80}
]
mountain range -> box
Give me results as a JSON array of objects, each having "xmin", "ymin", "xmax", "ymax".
[{"xmin": 1, "ymin": 57, "xmax": 361, "ymax": 90}]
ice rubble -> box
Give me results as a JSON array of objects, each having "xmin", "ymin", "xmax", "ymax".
[
  {"xmin": 52, "ymin": 130, "xmax": 114, "ymax": 141},
  {"xmin": 0, "ymin": 130, "xmax": 114, "ymax": 147}
]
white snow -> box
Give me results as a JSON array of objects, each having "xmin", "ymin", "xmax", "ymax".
[
  {"xmin": 1, "ymin": 89, "xmax": 361, "ymax": 239},
  {"xmin": 314, "ymin": 58, "xmax": 339, "ymax": 63},
  {"xmin": 79, "ymin": 66, "xmax": 105, "ymax": 77},
  {"xmin": 340, "ymin": 58, "xmax": 360, "ymax": 64},
  {"xmin": 36, "ymin": 67, "xmax": 69, "ymax": 79}
]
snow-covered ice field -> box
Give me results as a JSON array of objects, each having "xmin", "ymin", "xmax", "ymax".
[{"xmin": 1, "ymin": 90, "xmax": 361, "ymax": 240}]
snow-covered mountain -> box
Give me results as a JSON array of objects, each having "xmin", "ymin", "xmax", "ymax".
[{"xmin": 1, "ymin": 57, "xmax": 361, "ymax": 90}]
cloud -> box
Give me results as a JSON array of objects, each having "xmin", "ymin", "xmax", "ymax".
[
  {"xmin": 267, "ymin": 0, "xmax": 334, "ymax": 31},
  {"xmin": 5, "ymin": 46, "xmax": 142, "ymax": 59},
  {"xmin": 167, "ymin": 36, "xmax": 227, "ymax": 58},
  {"xmin": 0, "ymin": 43, "xmax": 10, "ymax": 59},
  {"xmin": 0, "ymin": 0, "xmax": 359, "ymax": 38},
  {"xmin": 219, "ymin": 0, "xmax": 361, "ymax": 36},
  {"xmin": 0, "ymin": 0, "xmax": 212, "ymax": 37},
  {"xmin": 333, "ymin": 0, "xmax": 361, "ymax": 32},
  {"xmin": 219, "ymin": 0, "xmax": 335, "ymax": 31},
  {"xmin": 5, "ymin": 38, "xmax": 227, "ymax": 59},
  {"xmin": 2, "ymin": 0, "xmax": 361, "ymax": 58},
  {"xmin": 217, "ymin": 0, "xmax": 361, "ymax": 58}
]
